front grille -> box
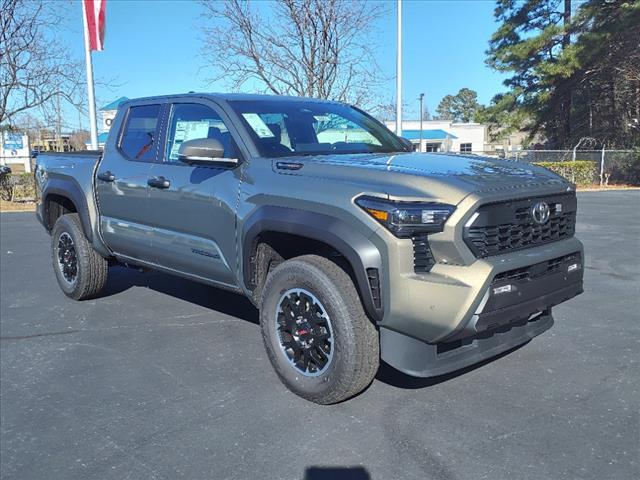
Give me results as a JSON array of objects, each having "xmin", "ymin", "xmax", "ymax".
[
  {"xmin": 464, "ymin": 193, "xmax": 577, "ymax": 258},
  {"xmin": 412, "ymin": 233, "xmax": 436, "ymax": 273},
  {"xmin": 492, "ymin": 252, "xmax": 581, "ymax": 284}
]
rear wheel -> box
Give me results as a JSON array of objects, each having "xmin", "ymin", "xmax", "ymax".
[
  {"xmin": 260, "ymin": 255, "xmax": 379, "ymax": 404},
  {"xmin": 51, "ymin": 213, "xmax": 108, "ymax": 300}
]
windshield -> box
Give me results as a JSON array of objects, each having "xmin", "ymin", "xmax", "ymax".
[{"xmin": 229, "ymin": 100, "xmax": 410, "ymax": 158}]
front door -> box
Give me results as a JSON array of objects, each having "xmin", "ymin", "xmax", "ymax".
[
  {"xmin": 146, "ymin": 102, "xmax": 241, "ymax": 287},
  {"xmin": 95, "ymin": 103, "xmax": 163, "ymax": 263}
]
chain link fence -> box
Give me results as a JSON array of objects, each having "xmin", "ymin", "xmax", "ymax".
[{"xmin": 470, "ymin": 150, "xmax": 639, "ymax": 187}]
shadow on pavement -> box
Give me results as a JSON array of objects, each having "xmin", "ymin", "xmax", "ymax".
[
  {"xmin": 304, "ymin": 466, "xmax": 370, "ymax": 480},
  {"xmin": 375, "ymin": 342, "xmax": 527, "ymax": 389},
  {"xmin": 101, "ymin": 265, "xmax": 259, "ymax": 324},
  {"xmin": 100, "ymin": 266, "xmax": 527, "ymax": 392}
]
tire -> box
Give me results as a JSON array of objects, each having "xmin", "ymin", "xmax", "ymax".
[
  {"xmin": 260, "ymin": 254, "xmax": 379, "ymax": 404},
  {"xmin": 51, "ymin": 213, "xmax": 108, "ymax": 300}
]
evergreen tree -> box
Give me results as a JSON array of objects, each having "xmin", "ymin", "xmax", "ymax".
[
  {"xmin": 435, "ymin": 88, "xmax": 481, "ymax": 122},
  {"xmin": 486, "ymin": 0, "xmax": 640, "ymax": 148}
]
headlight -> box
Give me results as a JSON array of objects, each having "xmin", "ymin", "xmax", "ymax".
[{"xmin": 356, "ymin": 196, "xmax": 455, "ymax": 238}]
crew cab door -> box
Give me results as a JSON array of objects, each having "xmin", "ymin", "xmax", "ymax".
[
  {"xmin": 95, "ymin": 103, "xmax": 163, "ymax": 262},
  {"xmin": 145, "ymin": 101, "xmax": 242, "ymax": 287}
]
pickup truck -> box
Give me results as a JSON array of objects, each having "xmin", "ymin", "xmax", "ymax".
[{"xmin": 35, "ymin": 93, "xmax": 584, "ymax": 404}]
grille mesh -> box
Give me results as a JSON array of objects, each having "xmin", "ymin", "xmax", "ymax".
[
  {"xmin": 492, "ymin": 252, "xmax": 581, "ymax": 284},
  {"xmin": 465, "ymin": 195, "xmax": 576, "ymax": 258}
]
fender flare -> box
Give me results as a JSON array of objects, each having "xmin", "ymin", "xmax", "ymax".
[
  {"xmin": 242, "ymin": 206, "xmax": 384, "ymax": 322},
  {"xmin": 42, "ymin": 178, "xmax": 93, "ymax": 243}
]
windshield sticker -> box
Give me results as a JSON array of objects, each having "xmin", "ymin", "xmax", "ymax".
[
  {"xmin": 242, "ymin": 113, "xmax": 275, "ymax": 138},
  {"xmin": 169, "ymin": 121, "xmax": 210, "ymax": 160}
]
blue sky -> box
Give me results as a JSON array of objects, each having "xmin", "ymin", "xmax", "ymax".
[{"xmin": 58, "ymin": 0, "xmax": 507, "ymax": 129}]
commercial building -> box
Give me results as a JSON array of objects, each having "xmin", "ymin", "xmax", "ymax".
[{"xmin": 385, "ymin": 120, "xmax": 486, "ymax": 153}]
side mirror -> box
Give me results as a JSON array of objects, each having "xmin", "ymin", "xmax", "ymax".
[{"xmin": 177, "ymin": 138, "xmax": 239, "ymax": 166}]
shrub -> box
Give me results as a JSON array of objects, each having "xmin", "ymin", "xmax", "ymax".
[
  {"xmin": 0, "ymin": 173, "xmax": 36, "ymax": 201},
  {"xmin": 533, "ymin": 160, "xmax": 598, "ymax": 186},
  {"xmin": 605, "ymin": 149, "xmax": 640, "ymax": 185}
]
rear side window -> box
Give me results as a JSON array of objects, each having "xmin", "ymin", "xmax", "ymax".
[{"xmin": 119, "ymin": 104, "xmax": 161, "ymax": 162}]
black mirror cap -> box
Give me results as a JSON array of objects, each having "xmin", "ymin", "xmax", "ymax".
[{"xmin": 177, "ymin": 138, "xmax": 239, "ymax": 166}]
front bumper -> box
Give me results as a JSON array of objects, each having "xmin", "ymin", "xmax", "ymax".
[{"xmin": 379, "ymin": 237, "xmax": 584, "ymax": 377}]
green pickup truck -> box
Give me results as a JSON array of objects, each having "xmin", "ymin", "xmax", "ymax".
[{"xmin": 34, "ymin": 93, "xmax": 584, "ymax": 404}]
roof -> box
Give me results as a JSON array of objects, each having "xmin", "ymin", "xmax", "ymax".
[
  {"xmin": 117, "ymin": 92, "xmax": 345, "ymax": 106},
  {"xmin": 401, "ymin": 129, "xmax": 458, "ymax": 140},
  {"xmin": 100, "ymin": 97, "xmax": 129, "ymax": 111}
]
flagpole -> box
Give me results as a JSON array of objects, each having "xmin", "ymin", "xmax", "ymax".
[
  {"xmin": 82, "ymin": 1, "xmax": 99, "ymax": 150},
  {"xmin": 395, "ymin": 0, "xmax": 402, "ymax": 137}
]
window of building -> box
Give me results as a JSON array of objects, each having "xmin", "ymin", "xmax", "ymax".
[
  {"xmin": 119, "ymin": 104, "xmax": 161, "ymax": 162},
  {"xmin": 426, "ymin": 143, "xmax": 440, "ymax": 152},
  {"xmin": 165, "ymin": 103, "xmax": 237, "ymax": 163},
  {"xmin": 460, "ymin": 143, "xmax": 472, "ymax": 153}
]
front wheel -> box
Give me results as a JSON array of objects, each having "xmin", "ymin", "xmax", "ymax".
[
  {"xmin": 51, "ymin": 213, "xmax": 108, "ymax": 300},
  {"xmin": 260, "ymin": 255, "xmax": 379, "ymax": 404}
]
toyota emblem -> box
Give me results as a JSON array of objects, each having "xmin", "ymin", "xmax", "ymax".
[{"xmin": 531, "ymin": 202, "xmax": 551, "ymax": 225}]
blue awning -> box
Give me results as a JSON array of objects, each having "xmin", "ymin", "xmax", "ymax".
[
  {"xmin": 100, "ymin": 97, "xmax": 129, "ymax": 111},
  {"xmin": 401, "ymin": 129, "xmax": 457, "ymax": 140}
]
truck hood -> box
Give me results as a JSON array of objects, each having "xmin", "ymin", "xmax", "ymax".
[{"xmin": 275, "ymin": 152, "xmax": 570, "ymax": 204}]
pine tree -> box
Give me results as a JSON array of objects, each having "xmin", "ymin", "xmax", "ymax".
[
  {"xmin": 435, "ymin": 88, "xmax": 481, "ymax": 122},
  {"xmin": 486, "ymin": 0, "xmax": 640, "ymax": 148}
]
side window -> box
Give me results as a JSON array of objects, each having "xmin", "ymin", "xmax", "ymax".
[
  {"xmin": 166, "ymin": 103, "xmax": 238, "ymax": 163},
  {"xmin": 119, "ymin": 104, "xmax": 161, "ymax": 162}
]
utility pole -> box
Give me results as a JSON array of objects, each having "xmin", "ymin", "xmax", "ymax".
[
  {"xmin": 395, "ymin": 0, "xmax": 402, "ymax": 137},
  {"xmin": 56, "ymin": 94, "xmax": 62, "ymax": 152},
  {"xmin": 418, "ymin": 93, "xmax": 424, "ymax": 152}
]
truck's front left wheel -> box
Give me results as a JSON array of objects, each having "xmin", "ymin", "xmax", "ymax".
[
  {"xmin": 51, "ymin": 213, "xmax": 108, "ymax": 300},
  {"xmin": 260, "ymin": 255, "xmax": 379, "ymax": 404}
]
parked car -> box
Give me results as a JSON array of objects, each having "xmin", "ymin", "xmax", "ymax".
[{"xmin": 34, "ymin": 93, "xmax": 584, "ymax": 404}]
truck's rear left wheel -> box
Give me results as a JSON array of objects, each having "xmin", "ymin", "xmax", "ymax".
[
  {"xmin": 260, "ymin": 255, "xmax": 379, "ymax": 404},
  {"xmin": 51, "ymin": 213, "xmax": 108, "ymax": 300}
]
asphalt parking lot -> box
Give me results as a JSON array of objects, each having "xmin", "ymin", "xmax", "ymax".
[{"xmin": 1, "ymin": 190, "xmax": 638, "ymax": 480}]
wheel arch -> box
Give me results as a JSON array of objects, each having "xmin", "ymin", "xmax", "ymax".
[
  {"xmin": 42, "ymin": 178, "xmax": 93, "ymax": 243},
  {"xmin": 242, "ymin": 206, "xmax": 384, "ymax": 323}
]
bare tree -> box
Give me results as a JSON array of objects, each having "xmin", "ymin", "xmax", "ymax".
[
  {"xmin": 200, "ymin": 0, "xmax": 386, "ymax": 106},
  {"xmin": 0, "ymin": 0, "xmax": 84, "ymax": 128},
  {"xmin": 68, "ymin": 130, "xmax": 90, "ymax": 151}
]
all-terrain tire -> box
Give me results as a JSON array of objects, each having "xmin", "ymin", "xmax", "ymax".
[
  {"xmin": 260, "ymin": 254, "xmax": 379, "ymax": 404},
  {"xmin": 51, "ymin": 213, "xmax": 108, "ymax": 300}
]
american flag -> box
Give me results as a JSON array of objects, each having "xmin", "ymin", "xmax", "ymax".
[{"xmin": 82, "ymin": 0, "xmax": 106, "ymax": 51}]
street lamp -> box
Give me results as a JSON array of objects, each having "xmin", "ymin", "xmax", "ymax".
[{"xmin": 418, "ymin": 93, "xmax": 424, "ymax": 152}]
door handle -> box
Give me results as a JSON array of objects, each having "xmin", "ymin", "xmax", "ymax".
[
  {"xmin": 148, "ymin": 176, "xmax": 171, "ymax": 189},
  {"xmin": 97, "ymin": 170, "xmax": 115, "ymax": 182}
]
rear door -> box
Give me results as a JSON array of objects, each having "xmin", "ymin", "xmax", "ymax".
[
  {"xmin": 95, "ymin": 103, "xmax": 163, "ymax": 262},
  {"xmin": 145, "ymin": 101, "xmax": 242, "ymax": 287}
]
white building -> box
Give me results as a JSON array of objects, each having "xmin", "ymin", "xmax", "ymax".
[{"xmin": 385, "ymin": 120, "xmax": 486, "ymax": 153}]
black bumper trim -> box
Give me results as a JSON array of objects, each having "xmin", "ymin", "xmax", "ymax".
[
  {"xmin": 475, "ymin": 281, "xmax": 582, "ymax": 335},
  {"xmin": 380, "ymin": 313, "xmax": 554, "ymax": 378}
]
